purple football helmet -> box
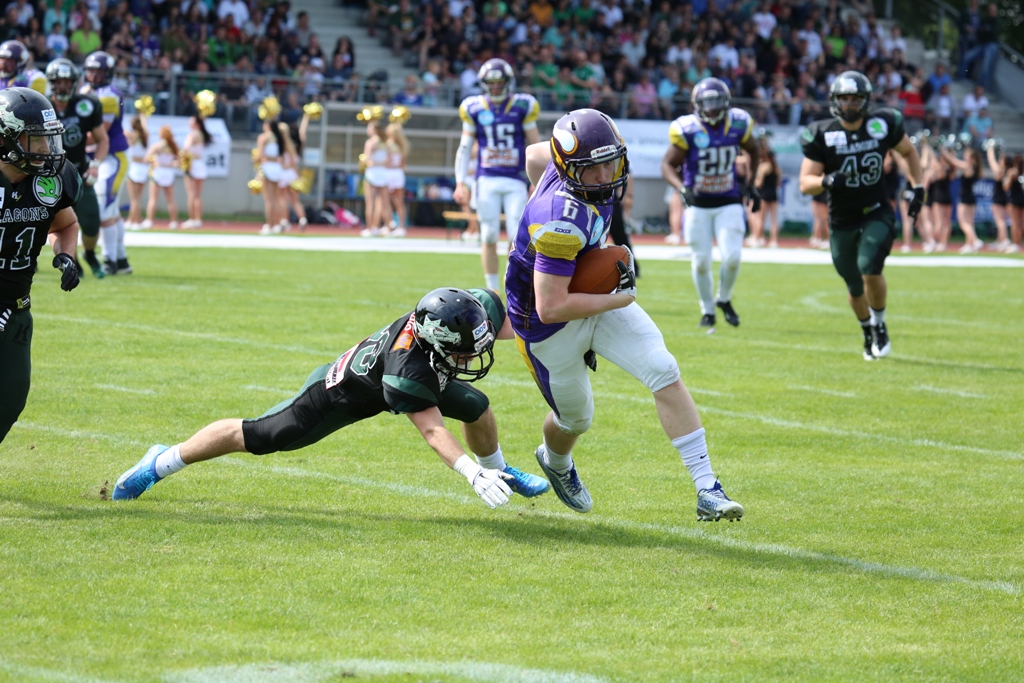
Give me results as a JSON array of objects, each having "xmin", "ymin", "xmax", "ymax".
[
  {"xmin": 477, "ymin": 58, "xmax": 515, "ymax": 102},
  {"xmin": 83, "ymin": 51, "xmax": 116, "ymax": 89},
  {"xmin": 691, "ymin": 77, "xmax": 731, "ymax": 126},
  {"xmin": 550, "ymin": 108, "xmax": 629, "ymax": 206},
  {"xmin": 0, "ymin": 40, "xmax": 29, "ymax": 80}
]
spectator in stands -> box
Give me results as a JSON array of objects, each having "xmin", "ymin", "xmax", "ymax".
[
  {"xmin": 657, "ymin": 63, "xmax": 681, "ymax": 119},
  {"xmin": 332, "ymin": 36, "xmax": 355, "ymax": 76},
  {"xmin": 46, "ymin": 20, "xmax": 68, "ymax": 58},
  {"xmin": 963, "ymin": 105, "xmax": 993, "ymax": 140},
  {"xmin": 621, "ymin": 30, "xmax": 646, "ymax": 68},
  {"xmin": 43, "ymin": 0, "xmax": 67, "ymax": 34},
  {"xmin": 898, "ymin": 77, "xmax": 927, "ymax": 134},
  {"xmin": 7, "ymin": 0, "xmax": 32, "ymax": 28},
  {"xmin": 243, "ymin": 7, "xmax": 266, "ymax": 37},
  {"xmin": 959, "ymin": 2, "xmax": 1000, "ymax": 89},
  {"xmin": 134, "ymin": 22, "xmax": 160, "ymax": 68},
  {"xmin": 710, "ymin": 35, "xmax": 739, "ymax": 74},
  {"xmin": 218, "ymin": 0, "xmax": 249, "ymax": 32},
  {"xmin": 924, "ymin": 62, "xmax": 951, "ymax": 104},
  {"xmin": 876, "ymin": 62, "xmax": 902, "ymax": 94},
  {"xmin": 961, "ymin": 83, "xmax": 989, "ymax": 123},
  {"xmin": 598, "ymin": 0, "xmax": 622, "ymax": 34},
  {"xmin": 958, "ymin": 0, "xmax": 982, "ymax": 69},
  {"xmin": 666, "ymin": 36, "xmax": 692, "ymax": 68},
  {"xmin": 292, "ymin": 10, "xmax": 312, "ymax": 48},
  {"xmin": 69, "ymin": 14, "xmax": 99, "ymax": 59},
  {"xmin": 931, "ymin": 83, "xmax": 954, "ymax": 135},
  {"xmin": 393, "ymin": 74, "xmax": 424, "ymax": 106},
  {"xmin": 628, "ymin": 69, "xmax": 657, "ymax": 120},
  {"xmin": 883, "ymin": 25, "xmax": 906, "ymax": 60},
  {"xmin": 752, "ymin": 2, "xmax": 776, "ymax": 41},
  {"xmin": 389, "ymin": 0, "xmax": 418, "ymax": 57}
]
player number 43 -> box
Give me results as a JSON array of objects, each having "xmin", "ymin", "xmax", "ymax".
[{"xmin": 838, "ymin": 152, "xmax": 883, "ymax": 188}]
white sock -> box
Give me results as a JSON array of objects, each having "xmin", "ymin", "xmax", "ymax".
[
  {"xmin": 154, "ymin": 444, "xmax": 188, "ymax": 479},
  {"xmin": 542, "ymin": 442, "xmax": 573, "ymax": 472},
  {"xmin": 100, "ymin": 225, "xmax": 117, "ymax": 262},
  {"xmin": 476, "ymin": 446, "xmax": 506, "ymax": 471},
  {"xmin": 115, "ymin": 219, "xmax": 127, "ymax": 259},
  {"xmin": 672, "ymin": 428, "xmax": 716, "ymax": 492},
  {"xmin": 869, "ymin": 307, "xmax": 885, "ymax": 326},
  {"xmin": 485, "ymin": 273, "xmax": 499, "ymax": 290}
]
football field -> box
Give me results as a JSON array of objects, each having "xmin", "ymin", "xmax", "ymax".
[{"xmin": 2, "ymin": 241, "xmax": 1023, "ymax": 682}]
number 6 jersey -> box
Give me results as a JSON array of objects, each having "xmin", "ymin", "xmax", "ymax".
[
  {"xmin": 668, "ymin": 107, "xmax": 753, "ymax": 207},
  {"xmin": 459, "ymin": 93, "xmax": 540, "ymax": 184},
  {"xmin": 801, "ymin": 108, "xmax": 905, "ymax": 230}
]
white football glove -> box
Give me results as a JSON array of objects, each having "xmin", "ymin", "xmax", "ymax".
[{"xmin": 453, "ymin": 455, "xmax": 513, "ymax": 509}]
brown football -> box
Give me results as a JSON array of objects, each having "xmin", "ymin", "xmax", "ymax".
[{"xmin": 568, "ymin": 245, "xmax": 630, "ymax": 294}]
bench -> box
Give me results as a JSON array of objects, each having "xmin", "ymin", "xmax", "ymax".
[{"xmin": 441, "ymin": 211, "xmax": 505, "ymax": 240}]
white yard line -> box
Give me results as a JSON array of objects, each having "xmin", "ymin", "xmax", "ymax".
[
  {"xmin": 94, "ymin": 384, "xmax": 156, "ymax": 395},
  {"xmin": 123, "ymin": 232, "xmax": 1024, "ymax": 267},
  {"xmin": 913, "ymin": 385, "xmax": 989, "ymax": 399},
  {"xmin": 786, "ymin": 384, "xmax": 857, "ymax": 398}
]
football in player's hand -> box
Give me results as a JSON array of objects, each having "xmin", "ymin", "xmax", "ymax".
[{"xmin": 568, "ymin": 245, "xmax": 631, "ymax": 294}]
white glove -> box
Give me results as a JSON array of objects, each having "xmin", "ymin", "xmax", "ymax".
[{"xmin": 453, "ymin": 454, "xmax": 512, "ymax": 509}]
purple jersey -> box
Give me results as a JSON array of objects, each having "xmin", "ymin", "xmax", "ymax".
[
  {"xmin": 505, "ymin": 162, "xmax": 612, "ymax": 342},
  {"xmin": 459, "ymin": 93, "xmax": 540, "ymax": 184},
  {"xmin": 80, "ymin": 83, "xmax": 128, "ymax": 154},
  {"xmin": 668, "ymin": 108, "xmax": 752, "ymax": 207}
]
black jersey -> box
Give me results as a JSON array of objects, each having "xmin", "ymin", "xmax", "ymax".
[
  {"xmin": 801, "ymin": 108, "xmax": 906, "ymax": 229},
  {"xmin": 321, "ymin": 288, "xmax": 506, "ymax": 417},
  {"xmin": 51, "ymin": 93, "xmax": 104, "ymax": 175},
  {"xmin": 0, "ymin": 163, "xmax": 83, "ymax": 306}
]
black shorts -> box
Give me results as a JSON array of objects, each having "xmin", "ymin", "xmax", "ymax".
[
  {"xmin": 758, "ymin": 187, "xmax": 778, "ymax": 203},
  {"xmin": 930, "ymin": 180, "xmax": 952, "ymax": 206},
  {"xmin": 992, "ymin": 182, "xmax": 1007, "ymax": 206},
  {"xmin": 829, "ymin": 215, "xmax": 897, "ymax": 298},
  {"xmin": 812, "ymin": 190, "xmax": 828, "ymax": 205}
]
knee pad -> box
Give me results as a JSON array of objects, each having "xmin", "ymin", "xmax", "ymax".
[
  {"xmin": 553, "ymin": 411, "xmax": 592, "ymax": 436},
  {"xmin": 480, "ymin": 220, "xmax": 500, "ymax": 245},
  {"xmin": 640, "ymin": 347, "xmax": 681, "ymax": 393},
  {"xmin": 722, "ymin": 249, "xmax": 741, "ymax": 271},
  {"xmin": 693, "ymin": 253, "xmax": 712, "ymax": 276}
]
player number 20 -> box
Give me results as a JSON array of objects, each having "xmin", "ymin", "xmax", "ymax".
[
  {"xmin": 838, "ymin": 152, "xmax": 883, "ymax": 188},
  {"xmin": 697, "ymin": 145, "xmax": 737, "ymax": 176}
]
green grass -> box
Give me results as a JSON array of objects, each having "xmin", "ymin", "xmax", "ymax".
[{"xmin": 2, "ymin": 247, "xmax": 1023, "ymax": 683}]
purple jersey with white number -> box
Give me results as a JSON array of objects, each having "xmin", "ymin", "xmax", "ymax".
[
  {"xmin": 668, "ymin": 108, "xmax": 752, "ymax": 207},
  {"xmin": 505, "ymin": 162, "xmax": 612, "ymax": 342},
  {"xmin": 459, "ymin": 93, "xmax": 540, "ymax": 183}
]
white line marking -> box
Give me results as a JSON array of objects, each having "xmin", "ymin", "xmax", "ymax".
[
  {"xmin": 166, "ymin": 659, "xmax": 611, "ymax": 683},
  {"xmin": 226, "ymin": 459, "xmax": 1019, "ymax": 595},
  {"xmin": 787, "ymin": 384, "xmax": 856, "ymax": 397},
  {"xmin": 0, "ymin": 660, "xmax": 117, "ymax": 683},
  {"xmin": 13, "ymin": 422, "xmax": 148, "ymax": 448},
  {"xmin": 913, "ymin": 385, "xmax": 989, "ymax": 399},
  {"xmin": 242, "ymin": 385, "xmax": 294, "ymax": 396},
  {"xmin": 123, "ymin": 232, "xmax": 1024, "ymax": 268},
  {"xmin": 33, "ymin": 314, "xmax": 332, "ymax": 357},
  {"xmin": 95, "ymin": 384, "xmax": 156, "ymax": 395}
]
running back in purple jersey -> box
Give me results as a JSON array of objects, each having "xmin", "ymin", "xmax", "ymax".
[
  {"xmin": 668, "ymin": 107, "xmax": 753, "ymax": 206},
  {"xmin": 505, "ymin": 162, "xmax": 613, "ymax": 342},
  {"xmin": 80, "ymin": 82, "xmax": 127, "ymax": 153},
  {"xmin": 459, "ymin": 93, "xmax": 540, "ymax": 184}
]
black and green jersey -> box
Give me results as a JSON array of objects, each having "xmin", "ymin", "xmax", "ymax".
[
  {"xmin": 0, "ymin": 163, "xmax": 82, "ymax": 307},
  {"xmin": 51, "ymin": 93, "xmax": 104, "ymax": 175},
  {"xmin": 323, "ymin": 288, "xmax": 506, "ymax": 417},
  {"xmin": 801, "ymin": 108, "xmax": 905, "ymax": 230}
]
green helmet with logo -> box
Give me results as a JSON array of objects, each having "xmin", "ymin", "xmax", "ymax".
[{"xmin": 0, "ymin": 87, "xmax": 65, "ymax": 177}]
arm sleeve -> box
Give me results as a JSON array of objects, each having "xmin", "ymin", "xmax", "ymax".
[
  {"xmin": 454, "ymin": 133, "xmax": 474, "ymax": 184},
  {"xmin": 458, "ymin": 100, "xmax": 476, "ymax": 135},
  {"xmin": 382, "ymin": 374, "xmax": 440, "ymax": 414},
  {"xmin": 467, "ymin": 288, "xmax": 506, "ymax": 331},
  {"xmin": 522, "ymin": 96, "xmax": 540, "ymax": 130}
]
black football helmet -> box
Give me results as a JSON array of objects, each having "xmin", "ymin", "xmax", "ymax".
[
  {"xmin": 550, "ymin": 108, "xmax": 629, "ymax": 206},
  {"xmin": 45, "ymin": 58, "xmax": 80, "ymax": 103},
  {"xmin": 0, "ymin": 87, "xmax": 66, "ymax": 176},
  {"xmin": 0, "ymin": 40, "xmax": 29, "ymax": 80},
  {"xmin": 829, "ymin": 71, "xmax": 872, "ymax": 123},
  {"xmin": 83, "ymin": 51, "xmax": 115, "ymax": 89},
  {"xmin": 414, "ymin": 288, "xmax": 496, "ymax": 382}
]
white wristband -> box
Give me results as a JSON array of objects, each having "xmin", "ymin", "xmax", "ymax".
[
  {"xmin": 453, "ymin": 454, "xmax": 482, "ymax": 483},
  {"xmin": 89, "ymin": 159, "xmax": 101, "ymax": 169}
]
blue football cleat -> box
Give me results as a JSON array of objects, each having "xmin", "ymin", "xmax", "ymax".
[
  {"xmin": 502, "ymin": 464, "xmax": 550, "ymax": 497},
  {"xmin": 534, "ymin": 445, "xmax": 592, "ymax": 513},
  {"xmin": 111, "ymin": 444, "xmax": 169, "ymax": 501},
  {"xmin": 696, "ymin": 480, "xmax": 744, "ymax": 522}
]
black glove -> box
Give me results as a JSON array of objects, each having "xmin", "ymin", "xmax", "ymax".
[
  {"xmin": 745, "ymin": 184, "xmax": 762, "ymax": 213},
  {"xmin": 614, "ymin": 259, "xmax": 636, "ymax": 297},
  {"xmin": 53, "ymin": 253, "xmax": 80, "ymax": 292},
  {"xmin": 821, "ymin": 171, "xmax": 848, "ymax": 191},
  {"xmin": 678, "ymin": 185, "xmax": 696, "ymax": 207},
  {"xmin": 902, "ymin": 185, "xmax": 925, "ymax": 218},
  {"xmin": 584, "ymin": 349, "xmax": 597, "ymax": 372}
]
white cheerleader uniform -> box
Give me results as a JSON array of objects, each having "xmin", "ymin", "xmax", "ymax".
[
  {"xmin": 151, "ymin": 150, "xmax": 177, "ymax": 188},
  {"xmin": 386, "ymin": 149, "xmax": 405, "ymax": 191},
  {"xmin": 127, "ymin": 141, "xmax": 149, "ymax": 185},
  {"xmin": 187, "ymin": 142, "xmax": 208, "ymax": 180},
  {"xmin": 364, "ymin": 147, "xmax": 390, "ymax": 188},
  {"xmin": 278, "ymin": 151, "xmax": 299, "ymax": 189},
  {"xmin": 261, "ymin": 141, "xmax": 282, "ymax": 183}
]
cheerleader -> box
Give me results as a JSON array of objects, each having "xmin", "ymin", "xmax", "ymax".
[
  {"xmin": 924, "ymin": 144, "xmax": 954, "ymax": 252},
  {"xmin": 359, "ymin": 115, "xmax": 390, "ymax": 237},
  {"xmin": 753, "ymin": 138, "xmax": 781, "ymax": 248},
  {"xmin": 181, "ymin": 115, "xmax": 212, "ymax": 230},
  {"xmin": 984, "ymin": 142, "xmax": 1011, "ymax": 252},
  {"xmin": 384, "ymin": 121, "xmax": 409, "ymax": 237},
  {"xmin": 892, "ymin": 149, "xmax": 935, "ymax": 253},
  {"xmin": 125, "ymin": 116, "xmax": 150, "ymax": 229},
  {"xmin": 277, "ymin": 121, "xmax": 308, "ymax": 232},
  {"xmin": 941, "ymin": 145, "xmax": 984, "ymax": 253},
  {"xmin": 1006, "ymin": 154, "xmax": 1024, "ymax": 254},
  {"xmin": 145, "ymin": 125, "xmax": 180, "ymax": 229},
  {"xmin": 256, "ymin": 117, "xmax": 287, "ymax": 234}
]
